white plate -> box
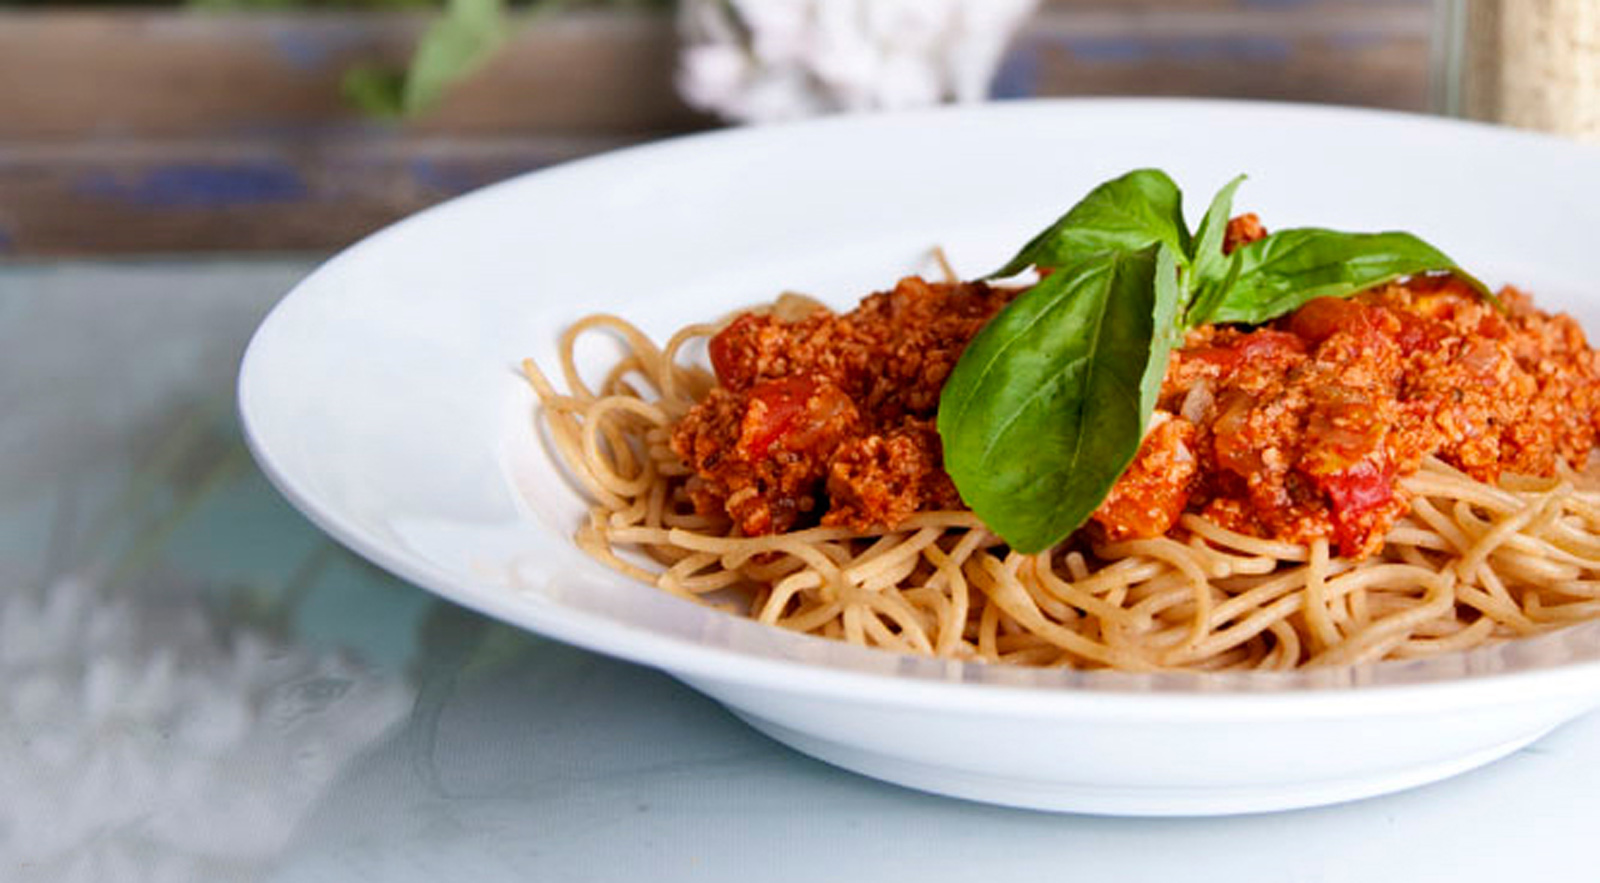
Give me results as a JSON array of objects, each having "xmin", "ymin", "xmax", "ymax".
[{"xmin": 239, "ymin": 99, "xmax": 1600, "ymax": 816}]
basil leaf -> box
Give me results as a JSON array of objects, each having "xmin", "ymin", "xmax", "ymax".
[
  {"xmin": 940, "ymin": 246, "xmax": 1176, "ymax": 554},
  {"xmin": 1185, "ymin": 174, "xmax": 1247, "ymax": 325},
  {"xmin": 988, "ymin": 169, "xmax": 1191, "ymax": 279},
  {"xmin": 1142, "ymin": 246, "xmax": 1183, "ymax": 420},
  {"xmin": 1196, "ymin": 228, "xmax": 1493, "ymax": 326}
]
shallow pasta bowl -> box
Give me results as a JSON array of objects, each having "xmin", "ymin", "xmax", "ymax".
[{"xmin": 239, "ymin": 99, "xmax": 1600, "ymax": 815}]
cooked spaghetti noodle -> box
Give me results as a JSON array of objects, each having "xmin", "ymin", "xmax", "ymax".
[{"xmin": 523, "ymin": 298, "xmax": 1600, "ymax": 672}]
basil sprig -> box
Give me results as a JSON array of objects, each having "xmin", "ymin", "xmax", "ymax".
[{"xmin": 938, "ymin": 170, "xmax": 1488, "ymax": 554}]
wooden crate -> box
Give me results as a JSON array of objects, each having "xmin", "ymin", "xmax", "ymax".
[{"xmin": 0, "ymin": 0, "xmax": 1433, "ymax": 257}]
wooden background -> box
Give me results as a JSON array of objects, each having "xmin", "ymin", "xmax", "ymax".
[{"xmin": 0, "ymin": 0, "xmax": 1436, "ymax": 256}]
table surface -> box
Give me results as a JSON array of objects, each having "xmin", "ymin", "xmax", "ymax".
[{"xmin": 5, "ymin": 257, "xmax": 1600, "ymax": 883}]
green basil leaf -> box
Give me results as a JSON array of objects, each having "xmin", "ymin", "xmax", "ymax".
[
  {"xmin": 988, "ymin": 169, "xmax": 1191, "ymax": 279},
  {"xmin": 1142, "ymin": 245, "xmax": 1183, "ymax": 420},
  {"xmin": 1196, "ymin": 228, "xmax": 1494, "ymax": 326},
  {"xmin": 1184, "ymin": 173, "xmax": 1247, "ymax": 325},
  {"xmin": 940, "ymin": 246, "xmax": 1175, "ymax": 554}
]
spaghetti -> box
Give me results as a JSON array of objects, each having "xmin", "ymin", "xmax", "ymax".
[{"xmin": 523, "ymin": 294, "xmax": 1600, "ymax": 672}]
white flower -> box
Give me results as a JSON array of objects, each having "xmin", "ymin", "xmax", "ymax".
[
  {"xmin": 0, "ymin": 576, "xmax": 412, "ymax": 883},
  {"xmin": 677, "ymin": 0, "xmax": 1041, "ymax": 124}
]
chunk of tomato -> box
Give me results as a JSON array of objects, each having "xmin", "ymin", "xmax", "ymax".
[
  {"xmin": 1318, "ymin": 458, "xmax": 1394, "ymax": 556},
  {"xmin": 738, "ymin": 375, "xmax": 817, "ymax": 458}
]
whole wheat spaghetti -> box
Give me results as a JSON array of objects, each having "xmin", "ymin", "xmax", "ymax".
[{"xmin": 523, "ymin": 298, "xmax": 1600, "ymax": 672}]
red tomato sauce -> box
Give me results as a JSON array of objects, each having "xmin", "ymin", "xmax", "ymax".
[
  {"xmin": 1109, "ymin": 276, "xmax": 1600, "ymax": 556},
  {"xmin": 673, "ymin": 218, "xmax": 1600, "ymax": 558}
]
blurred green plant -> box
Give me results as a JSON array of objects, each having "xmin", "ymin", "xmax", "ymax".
[
  {"xmin": 184, "ymin": 0, "xmax": 438, "ymax": 9},
  {"xmin": 2, "ymin": 0, "xmax": 669, "ymax": 115},
  {"xmin": 341, "ymin": 0, "xmax": 672, "ymax": 118}
]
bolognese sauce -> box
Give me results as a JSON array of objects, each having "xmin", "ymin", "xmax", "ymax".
[
  {"xmin": 671, "ymin": 276, "xmax": 1014, "ymax": 535},
  {"xmin": 671, "ymin": 217, "xmax": 1600, "ymax": 560}
]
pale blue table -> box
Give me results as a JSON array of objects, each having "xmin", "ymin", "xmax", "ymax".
[{"xmin": 2, "ymin": 259, "xmax": 1597, "ymax": 882}]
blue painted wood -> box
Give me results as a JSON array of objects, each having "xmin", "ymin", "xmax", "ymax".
[
  {"xmin": 0, "ymin": 3, "xmax": 1436, "ymax": 255},
  {"xmin": 74, "ymin": 163, "xmax": 311, "ymax": 209}
]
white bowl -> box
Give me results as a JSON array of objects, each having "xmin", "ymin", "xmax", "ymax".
[{"xmin": 239, "ymin": 99, "xmax": 1600, "ymax": 815}]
